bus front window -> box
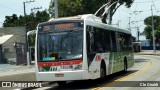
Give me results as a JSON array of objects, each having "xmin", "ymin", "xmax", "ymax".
[{"xmin": 38, "ymin": 30, "xmax": 83, "ymax": 61}]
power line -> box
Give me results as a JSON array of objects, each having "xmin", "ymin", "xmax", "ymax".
[
  {"xmin": 31, "ymin": 7, "xmax": 42, "ymax": 13},
  {"xmin": 134, "ymin": 1, "xmax": 152, "ymax": 3}
]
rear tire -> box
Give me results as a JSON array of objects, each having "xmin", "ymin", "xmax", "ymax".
[
  {"xmin": 124, "ymin": 60, "xmax": 128, "ymax": 72},
  {"xmin": 100, "ymin": 65, "xmax": 106, "ymax": 81}
]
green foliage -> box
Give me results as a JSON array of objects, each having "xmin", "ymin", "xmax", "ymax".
[
  {"xmin": 49, "ymin": 0, "xmax": 55, "ymax": 18},
  {"xmin": 144, "ymin": 16, "xmax": 160, "ymax": 44},
  {"xmin": 49, "ymin": 0, "xmax": 134, "ymax": 22},
  {"xmin": 144, "ymin": 26, "xmax": 152, "ymax": 39},
  {"xmin": 155, "ymin": 30, "xmax": 160, "ymax": 44},
  {"xmin": 3, "ymin": 10, "xmax": 50, "ymax": 46},
  {"xmin": 29, "ymin": 34, "xmax": 36, "ymax": 47},
  {"xmin": 3, "ymin": 10, "xmax": 50, "ymax": 30},
  {"xmin": 144, "ymin": 16, "xmax": 160, "ymax": 29},
  {"xmin": 3, "ymin": 14, "xmax": 20, "ymax": 27}
]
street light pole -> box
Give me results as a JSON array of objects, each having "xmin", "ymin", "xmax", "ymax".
[
  {"xmin": 137, "ymin": 27, "xmax": 140, "ymax": 41},
  {"xmin": 23, "ymin": 2, "xmax": 29, "ymax": 66},
  {"xmin": 54, "ymin": 0, "xmax": 58, "ymax": 18},
  {"xmin": 128, "ymin": 17, "xmax": 131, "ymax": 31},
  {"xmin": 23, "ymin": 0, "xmax": 35, "ymax": 66},
  {"xmin": 151, "ymin": 5, "xmax": 156, "ymax": 52}
]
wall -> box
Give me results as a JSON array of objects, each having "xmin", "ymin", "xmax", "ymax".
[
  {"xmin": 140, "ymin": 39, "xmax": 150, "ymax": 47},
  {"xmin": 0, "ymin": 27, "xmax": 26, "ymax": 63}
]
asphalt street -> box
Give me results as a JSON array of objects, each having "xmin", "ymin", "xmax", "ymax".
[
  {"xmin": 0, "ymin": 55, "xmax": 160, "ymax": 90},
  {"xmin": 101, "ymin": 55, "xmax": 160, "ymax": 90},
  {"xmin": 32, "ymin": 55, "xmax": 160, "ymax": 90}
]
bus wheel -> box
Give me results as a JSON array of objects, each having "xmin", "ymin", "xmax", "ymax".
[
  {"xmin": 124, "ymin": 60, "xmax": 128, "ymax": 72},
  {"xmin": 100, "ymin": 65, "xmax": 106, "ymax": 81},
  {"xmin": 57, "ymin": 81, "xmax": 66, "ymax": 87}
]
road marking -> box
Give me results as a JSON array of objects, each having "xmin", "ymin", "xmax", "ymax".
[{"xmin": 91, "ymin": 59, "xmax": 152, "ymax": 90}]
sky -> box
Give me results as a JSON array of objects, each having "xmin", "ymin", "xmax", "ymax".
[
  {"xmin": 0, "ymin": 0, "xmax": 50, "ymax": 26},
  {"xmin": 0, "ymin": 0, "xmax": 160, "ymax": 40},
  {"xmin": 112, "ymin": 0, "xmax": 160, "ymax": 40}
]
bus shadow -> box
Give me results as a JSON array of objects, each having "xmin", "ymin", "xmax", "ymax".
[
  {"xmin": 47, "ymin": 70, "xmax": 138, "ymax": 90},
  {"xmin": 134, "ymin": 59, "xmax": 148, "ymax": 63}
]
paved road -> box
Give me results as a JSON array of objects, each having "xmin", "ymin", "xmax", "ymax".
[
  {"xmin": 101, "ymin": 55, "xmax": 160, "ymax": 90},
  {"xmin": 32, "ymin": 55, "xmax": 160, "ymax": 90},
  {"xmin": 1, "ymin": 55, "xmax": 160, "ymax": 90}
]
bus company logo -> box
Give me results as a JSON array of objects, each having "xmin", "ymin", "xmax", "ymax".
[{"xmin": 2, "ymin": 82, "xmax": 11, "ymax": 87}]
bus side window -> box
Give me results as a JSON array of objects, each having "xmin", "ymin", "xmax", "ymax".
[
  {"xmin": 103, "ymin": 30, "xmax": 111, "ymax": 52},
  {"xmin": 86, "ymin": 26, "xmax": 96, "ymax": 66},
  {"xmin": 117, "ymin": 33, "xmax": 132, "ymax": 51},
  {"xmin": 94, "ymin": 29, "xmax": 103, "ymax": 53},
  {"xmin": 87, "ymin": 26, "xmax": 95, "ymax": 53},
  {"xmin": 117, "ymin": 32, "xmax": 125, "ymax": 51},
  {"xmin": 110, "ymin": 32, "xmax": 117, "ymax": 52}
]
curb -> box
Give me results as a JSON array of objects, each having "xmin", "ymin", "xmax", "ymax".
[{"xmin": 134, "ymin": 53, "xmax": 160, "ymax": 56}]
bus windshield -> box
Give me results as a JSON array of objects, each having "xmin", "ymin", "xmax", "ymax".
[{"xmin": 38, "ymin": 30, "xmax": 83, "ymax": 61}]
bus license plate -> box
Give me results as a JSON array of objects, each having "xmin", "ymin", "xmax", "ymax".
[{"xmin": 55, "ymin": 74, "xmax": 64, "ymax": 77}]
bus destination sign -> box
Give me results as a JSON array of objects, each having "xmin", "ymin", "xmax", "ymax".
[
  {"xmin": 55, "ymin": 23, "xmax": 74, "ymax": 30},
  {"xmin": 42, "ymin": 22, "xmax": 82, "ymax": 31}
]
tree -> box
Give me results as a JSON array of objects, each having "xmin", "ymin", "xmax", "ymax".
[
  {"xmin": 3, "ymin": 14, "xmax": 19, "ymax": 27},
  {"xmin": 28, "ymin": 10, "xmax": 50, "ymax": 30},
  {"xmin": 3, "ymin": 10, "xmax": 50, "ymax": 46},
  {"xmin": 105, "ymin": 0, "xmax": 134, "ymax": 24},
  {"xmin": 3, "ymin": 10, "xmax": 50, "ymax": 30},
  {"xmin": 49, "ymin": 0, "xmax": 55, "ymax": 18},
  {"xmin": 49, "ymin": 0, "xmax": 134, "ymax": 24},
  {"xmin": 144, "ymin": 16, "xmax": 160, "ymax": 44},
  {"xmin": 154, "ymin": 24, "xmax": 160, "ymax": 44}
]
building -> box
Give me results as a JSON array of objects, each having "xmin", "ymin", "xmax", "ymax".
[
  {"xmin": 0, "ymin": 27, "xmax": 26, "ymax": 64},
  {"xmin": 139, "ymin": 35, "xmax": 150, "ymax": 47}
]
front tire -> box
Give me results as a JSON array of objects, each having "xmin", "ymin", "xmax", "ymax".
[{"xmin": 57, "ymin": 81, "xmax": 66, "ymax": 87}]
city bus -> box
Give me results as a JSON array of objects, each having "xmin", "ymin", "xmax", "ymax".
[{"xmin": 35, "ymin": 14, "xmax": 134, "ymax": 86}]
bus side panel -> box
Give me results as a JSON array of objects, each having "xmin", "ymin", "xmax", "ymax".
[{"xmin": 85, "ymin": 20, "xmax": 111, "ymax": 79}]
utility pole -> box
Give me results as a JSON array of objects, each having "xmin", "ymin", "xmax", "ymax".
[
  {"xmin": 54, "ymin": 0, "xmax": 58, "ymax": 18},
  {"xmin": 117, "ymin": 20, "xmax": 120, "ymax": 27},
  {"xmin": 151, "ymin": 5, "xmax": 156, "ymax": 52},
  {"xmin": 31, "ymin": 7, "xmax": 42, "ymax": 14},
  {"xmin": 23, "ymin": 0, "xmax": 35, "ymax": 66},
  {"xmin": 137, "ymin": 27, "xmax": 140, "ymax": 41},
  {"xmin": 128, "ymin": 17, "xmax": 131, "ymax": 31}
]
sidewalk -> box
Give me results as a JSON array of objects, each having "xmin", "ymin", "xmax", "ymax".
[
  {"xmin": 0, "ymin": 64, "xmax": 35, "ymax": 77},
  {"xmin": 134, "ymin": 50, "xmax": 160, "ymax": 56}
]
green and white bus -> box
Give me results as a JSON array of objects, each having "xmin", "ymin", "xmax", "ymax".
[{"xmin": 35, "ymin": 14, "xmax": 134, "ymax": 86}]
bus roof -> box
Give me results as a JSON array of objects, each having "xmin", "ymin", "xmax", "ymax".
[{"xmin": 48, "ymin": 15, "xmax": 83, "ymax": 22}]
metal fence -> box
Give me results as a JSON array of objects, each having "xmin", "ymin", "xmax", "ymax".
[
  {"xmin": 15, "ymin": 42, "xmax": 27, "ymax": 65},
  {"xmin": 141, "ymin": 46, "xmax": 160, "ymax": 50}
]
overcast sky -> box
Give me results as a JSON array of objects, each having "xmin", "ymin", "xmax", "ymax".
[{"xmin": 0, "ymin": 0, "xmax": 160, "ymax": 39}]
